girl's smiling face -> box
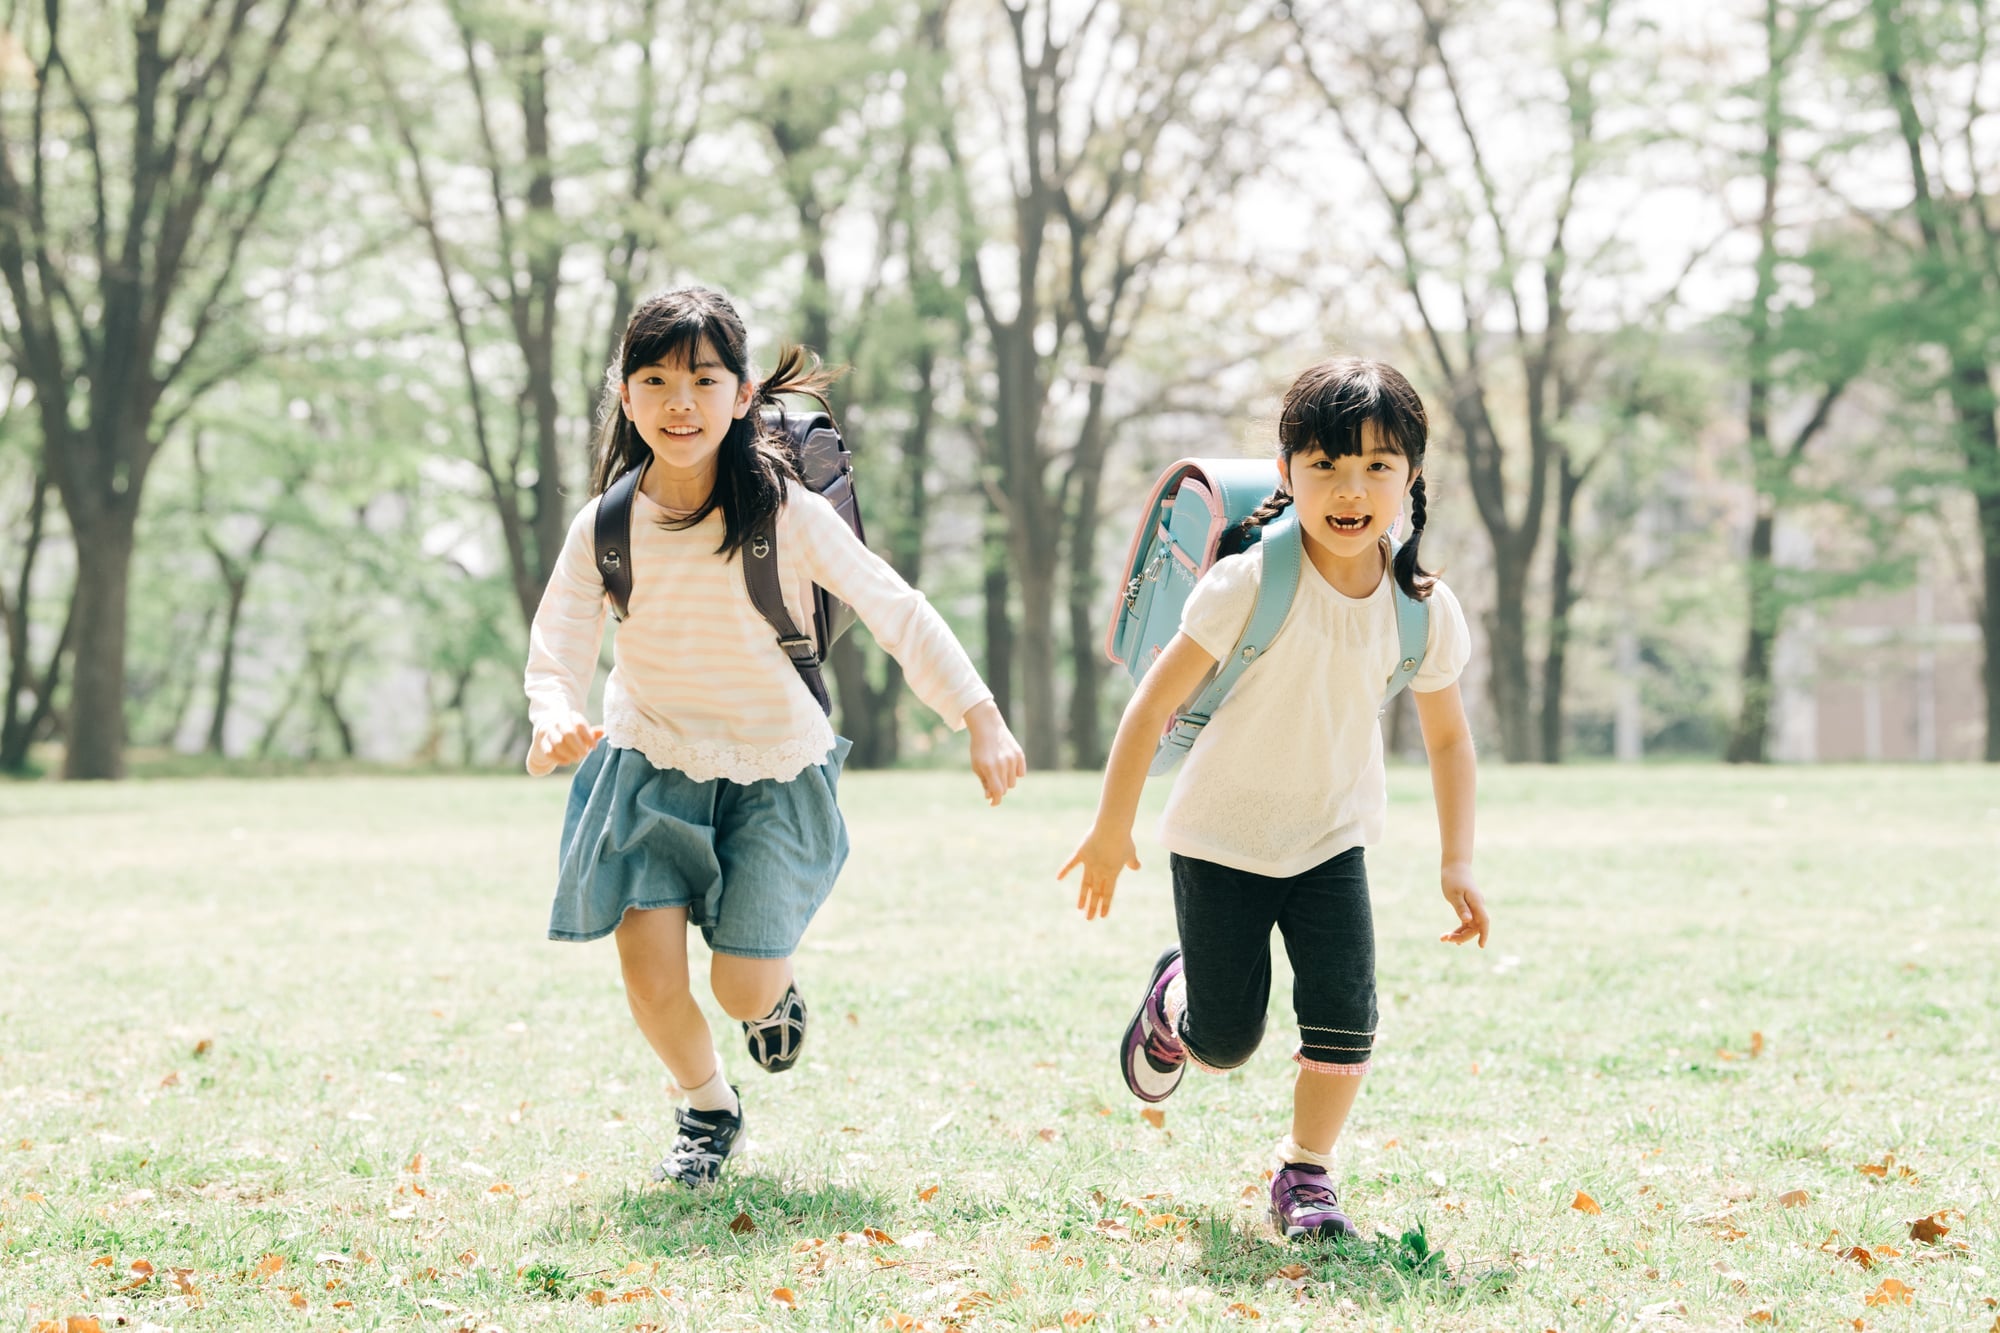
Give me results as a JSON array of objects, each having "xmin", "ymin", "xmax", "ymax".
[
  {"xmin": 618, "ymin": 342, "xmax": 755, "ymax": 474},
  {"xmin": 1281, "ymin": 423, "xmax": 1418, "ymax": 562}
]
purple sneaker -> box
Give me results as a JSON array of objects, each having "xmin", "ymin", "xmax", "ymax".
[
  {"xmin": 1270, "ymin": 1163, "xmax": 1357, "ymax": 1240},
  {"xmin": 1119, "ymin": 946, "xmax": 1186, "ymax": 1103}
]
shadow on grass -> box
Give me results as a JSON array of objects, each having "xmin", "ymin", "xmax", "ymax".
[
  {"xmin": 583, "ymin": 1173, "xmax": 901, "ymax": 1256},
  {"xmin": 1196, "ymin": 1212, "xmax": 1514, "ymax": 1311}
]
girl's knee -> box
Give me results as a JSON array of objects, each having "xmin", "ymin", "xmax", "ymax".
[
  {"xmin": 1186, "ymin": 1016, "xmax": 1265, "ymax": 1071},
  {"xmin": 622, "ymin": 966, "xmax": 694, "ymax": 1014},
  {"xmin": 709, "ymin": 958, "xmax": 789, "ymax": 1020}
]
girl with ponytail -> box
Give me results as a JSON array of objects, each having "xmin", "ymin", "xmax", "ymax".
[
  {"xmin": 527, "ymin": 286, "xmax": 1025, "ymax": 1191},
  {"xmin": 1060, "ymin": 356, "xmax": 1488, "ymax": 1244}
]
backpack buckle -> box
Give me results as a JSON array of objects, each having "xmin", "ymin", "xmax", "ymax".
[{"xmin": 777, "ymin": 634, "xmax": 816, "ymax": 658}]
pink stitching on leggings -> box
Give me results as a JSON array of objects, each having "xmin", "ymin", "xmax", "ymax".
[{"xmin": 1294, "ymin": 1051, "xmax": 1371, "ymax": 1076}]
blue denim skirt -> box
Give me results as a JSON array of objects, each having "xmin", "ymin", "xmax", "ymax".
[{"xmin": 549, "ymin": 738, "xmax": 852, "ymax": 957}]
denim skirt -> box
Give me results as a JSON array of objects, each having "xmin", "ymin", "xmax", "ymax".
[{"xmin": 548, "ymin": 738, "xmax": 852, "ymax": 958}]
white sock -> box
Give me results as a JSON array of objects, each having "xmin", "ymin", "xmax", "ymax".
[
  {"xmin": 1275, "ymin": 1134, "xmax": 1338, "ymax": 1171},
  {"xmin": 683, "ymin": 1057, "xmax": 738, "ymax": 1116},
  {"xmin": 1163, "ymin": 973, "xmax": 1188, "ymax": 1032}
]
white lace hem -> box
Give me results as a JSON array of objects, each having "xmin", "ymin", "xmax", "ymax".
[{"xmin": 603, "ymin": 700, "xmax": 838, "ymax": 784}]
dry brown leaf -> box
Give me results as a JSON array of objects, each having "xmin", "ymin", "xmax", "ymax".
[
  {"xmin": 1275, "ymin": 1263, "xmax": 1308, "ymax": 1281},
  {"xmin": 1909, "ymin": 1213, "xmax": 1952, "ymax": 1244},
  {"xmin": 918, "ymin": 1185, "xmax": 939, "ymax": 1202},
  {"xmin": 253, "ymin": 1253, "xmax": 284, "ymax": 1278},
  {"xmin": 1037, "ymin": 1128, "xmax": 1058, "ymax": 1142},
  {"xmin": 1778, "ymin": 1189, "xmax": 1809, "ymax": 1208},
  {"xmin": 406, "ymin": 1153, "xmax": 426, "ymax": 1173},
  {"xmin": 88, "ymin": 1254, "xmax": 114, "ymax": 1268},
  {"xmin": 64, "ymin": 1320, "xmax": 104, "ymax": 1333},
  {"xmin": 1027, "ymin": 1235, "xmax": 1054, "ymax": 1251},
  {"xmin": 288, "ymin": 1291, "xmax": 307, "ymax": 1309},
  {"xmin": 1140, "ymin": 1107, "xmax": 1166, "ymax": 1130},
  {"xmin": 159, "ymin": 1071, "xmax": 180, "ymax": 1088},
  {"xmin": 193, "ymin": 1038, "xmax": 213, "ymax": 1056},
  {"xmin": 1857, "ymin": 1162, "xmax": 1890, "ymax": 1179},
  {"xmin": 486, "ymin": 1181, "xmax": 513, "ymax": 1194},
  {"xmin": 1226, "ymin": 1302, "xmax": 1263, "ymax": 1320},
  {"xmin": 883, "ymin": 1315, "xmax": 917, "ymax": 1331},
  {"xmin": 1749, "ymin": 1031, "xmax": 1764, "ymax": 1058},
  {"xmin": 1571, "ymin": 1191, "xmax": 1602, "ymax": 1215},
  {"xmin": 1063, "ymin": 1313, "xmax": 1096, "ymax": 1328},
  {"xmin": 729, "ymin": 1212, "xmax": 757, "ymax": 1235},
  {"xmin": 771, "ymin": 1287, "xmax": 798, "ymax": 1309},
  {"xmin": 1838, "ymin": 1245, "xmax": 1874, "ymax": 1270},
  {"xmin": 1870, "ymin": 1244, "xmax": 1901, "ymax": 1259},
  {"xmin": 585, "ymin": 1290, "xmax": 608, "ymax": 1306},
  {"xmin": 1745, "ymin": 1313, "xmax": 1773, "ymax": 1326},
  {"xmin": 864, "ymin": 1227, "xmax": 896, "ymax": 1245},
  {"xmin": 956, "ymin": 1292, "xmax": 997, "ymax": 1312},
  {"xmin": 1863, "ymin": 1278, "xmax": 1914, "ymax": 1307}
]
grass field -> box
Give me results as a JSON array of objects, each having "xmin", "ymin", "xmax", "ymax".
[{"xmin": 2, "ymin": 765, "xmax": 1997, "ymax": 1332}]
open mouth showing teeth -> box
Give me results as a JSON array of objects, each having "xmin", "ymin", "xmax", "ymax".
[
  {"xmin": 1328, "ymin": 515, "xmax": 1371, "ymax": 532},
  {"xmin": 663, "ymin": 427, "xmax": 700, "ymax": 436}
]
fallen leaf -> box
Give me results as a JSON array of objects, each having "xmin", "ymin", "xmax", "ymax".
[
  {"xmin": 1863, "ymin": 1278, "xmax": 1914, "ymax": 1307},
  {"xmin": 1027, "ymin": 1235, "xmax": 1054, "ymax": 1251},
  {"xmin": 1226, "ymin": 1302, "xmax": 1263, "ymax": 1319},
  {"xmin": 1275, "ymin": 1263, "xmax": 1308, "ymax": 1281},
  {"xmin": 288, "ymin": 1291, "xmax": 307, "ymax": 1309},
  {"xmin": 1571, "ymin": 1191, "xmax": 1602, "ymax": 1215},
  {"xmin": 586, "ymin": 1290, "xmax": 608, "ymax": 1306},
  {"xmin": 729, "ymin": 1211, "xmax": 757, "ymax": 1235},
  {"xmin": 1909, "ymin": 1213, "xmax": 1952, "ymax": 1244},
  {"xmin": 90, "ymin": 1254, "xmax": 114, "ymax": 1268},
  {"xmin": 1714, "ymin": 1259, "xmax": 1748, "ymax": 1294},
  {"xmin": 1857, "ymin": 1162, "xmax": 1890, "ymax": 1179},
  {"xmin": 918, "ymin": 1185, "xmax": 939, "ymax": 1202},
  {"xmin": 846, "ymin": 1012, "xmax": 858, "ymax": 1025},
  {"xmin": 1745, "ymin": 1314, "xmax": 1773, "ymax": 1327},
  {"xmin": 406, "ymin": 1153, "xmax": 425, "ymax": 1173},
  {"xmin": 1870, "ymin": 1244, "xmax": 1901, "ymax": 1259},
  {"xmin": 486, "ymin": 1181, "xmax": 513, "ymax": 1194},
  {"xmin": 193, "ymin": 1038, "xmax": 213, "ymax": 1056},
  {"xmin": 1749, "ymin": 1031, "xmax": 1764, "ymax": 1058},
  {"xmin": 864, "ymin": 1227, "xmax": 896, "ymax": 1245},
  {"xmin": 956, "ymin": 1292, "xmax": 997, "ymax": 1312},
  {"xmin": 64, "ymin": 1320, "xmax": 104, "ymax": 1333},
  {"xmin": 1037, "ymin": 1128, "xmax": 1059, "ymax": 1142},
  {"xmin": 1381, "ymin": 1138, "xmax": 1400, "ymax": 1149},
  {"xmin": 1838, "ymin": 1245, "xmax": 1874, "ymax": 1270},
  {"xmin": 1140, "ymin": 1107, "xmax": 1166, "ymax": 1130},
  {"xmin": 253, "ymin": 1253, "xmax": 284, "ymax": 1278},
  {"xmin": 1063, "ymin": 1314, "xmax": 1096, "ymax": 1328},
  {"xmin": 771, "ymin": 1287, "xmax": 798, "ymax": 1309},
  {"xmin": 1778, "ymin": 1189, "xmax": 1809, "ymax": 1208},
  {"xmin": 883, "ymin": 1316, "xmax": 916, "ymax": 1331},
  {"xmin": 159, "ymin": 1071, "xmax": 180, "ymax": 1088}
]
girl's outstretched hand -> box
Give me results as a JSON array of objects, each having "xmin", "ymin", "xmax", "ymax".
[
  {"xmin": 1057, "ymin": 826, "xmax": 1140, "ymax": 921},
  {"xmin": 1439, "ymin": 863, "xmax": 1490, "ymax": 947},
  {"xmin": 964, "ymin": 699, "xmax": 1027, "ymax": 805},
  {"xmin": 528, "ymin": 717, "xmax": 604, "ymax": 776}
]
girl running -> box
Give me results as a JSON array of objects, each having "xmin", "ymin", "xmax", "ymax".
[
  {"xmin": 1058, "ymin": 356, "xmax": 1489, "ymax": 1240},
  {"xmin": 526, "ymin": 285, "xmax": 1025, "ymax": 1188}
]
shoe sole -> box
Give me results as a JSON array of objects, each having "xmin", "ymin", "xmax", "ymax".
[{"xmin": 1120, "ymin": 945, "xmax": 1186, "ymax": 1104}]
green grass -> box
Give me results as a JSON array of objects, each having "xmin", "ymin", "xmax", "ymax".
[{"xmin": 2, "ymin": 765, "xmax": 1997, "ymax": 1331}]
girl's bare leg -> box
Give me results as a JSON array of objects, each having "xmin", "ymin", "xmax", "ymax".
[
  {"xmin": 1291, "ymin": 1066, "xmax": 1366, "ymax": 1157},
  {"xmin": 613, "ymin": 907, "xmax": 716, "ymax": 1087},
  {"xmin": 708, "ymin": 954, "xmax": 794, "ymax": 1022}
]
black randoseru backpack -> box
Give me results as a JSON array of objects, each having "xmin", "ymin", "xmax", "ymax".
[{"xmin": 593, "ymin": 408, "xmax": 864, "ymax": 715}]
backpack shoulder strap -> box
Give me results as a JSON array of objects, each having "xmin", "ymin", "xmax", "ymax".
[
  {"xmin": 595, "ymin": 461, "xmax": 643, "ymax": 621},
  {"xmin": 1150, "ymin": 508, "xmax": 1303, "ymax": 775},
  {"xmin": 1383, "ymin": 574, "xmax": 1430, "ymax": 701},
  {"xmin": 743, "ymin": 506, "xmax": 834, "ymax": 716}
]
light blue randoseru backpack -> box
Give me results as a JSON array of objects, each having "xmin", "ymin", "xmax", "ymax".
[{"xmin": 1105, "ymin": 458, "xmax": 1431, "ymax": 775}]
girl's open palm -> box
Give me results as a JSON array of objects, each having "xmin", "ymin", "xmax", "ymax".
[{"xmin": 1057, "ymin": 827, "xmax": 1141, "ymax": 920}]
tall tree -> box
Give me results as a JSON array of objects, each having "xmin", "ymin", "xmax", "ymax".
[
  {"xmin": 1858, "ymin": 0, "xmax": 2000, "ymax": 759},
  {"xmin": 0, "ymin": 0, "xmax": 343, "ymax": 777},
  {"xmin": 945, "ymin": 0, "xmax": 1283, "ymax": 768},
  {"xmin": 1294, "ymin": 0, "xmax": 1669, "ymax": 761}
]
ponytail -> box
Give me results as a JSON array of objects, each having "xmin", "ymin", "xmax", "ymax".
[
  {"xmin": 1219, "ymin": 487, "xmax": 1296, "ymax": 558},
  {"xmin": 1392, "ymin": 474, "xmax": 1437, "ymax": 602}
]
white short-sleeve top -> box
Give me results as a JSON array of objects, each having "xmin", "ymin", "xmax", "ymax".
[
  {"xmin": 1157, "ymin": 543, "xmax": 1471, "ymax": 877},
  {"xmin": 524, "ymin": 479, "xmax": 992, "ymax": 782}
]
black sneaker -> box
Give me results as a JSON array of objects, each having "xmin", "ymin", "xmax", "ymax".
[
  {"xmin": 652, "ymin": 1092, "xmax": 743, "ymax": 1189},
  {"xmin": 742, "ymin": 980, "xmax": 808, "ymax": 1073}
]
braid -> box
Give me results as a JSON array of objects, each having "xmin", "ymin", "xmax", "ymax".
[
  {"xmin": 1219, "ymin": 488, "xmax": 1294, "ymax": 557},
  {"xmin": 1392, "ymin": 474, "xmax": 1437, "ymax": 601}
]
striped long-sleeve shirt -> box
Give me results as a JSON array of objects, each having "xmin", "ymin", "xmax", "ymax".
[{"xmin": 524, "ymin": 479, "xmax": 993, "ymax": 781}]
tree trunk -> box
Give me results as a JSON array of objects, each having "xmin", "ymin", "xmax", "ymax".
[
  {"xmin": 63, "ymin": 513, "xmax": 138, "ymax": 779},
  {"xmin": 1486, "ymin": 538, "xmax": 1537, "ymax": 763},
  {"xmin": 984, "ymin": 553, "xmax": 1014, "ymax": 724},
  {"xmin": 205, "ymin": 577, "xmax": 250, "ymax": 756},
  {"xmin": 1727, "ymin": 511, "xmax": 1778, "ymax": 763},
  {"xmin": 1538, "ymin": 453, "xmax": 1585, "ymax": 762},
  {"xmin": 1954, "ymin": 357, "xmax": 2000, "ymax": 760},
  {"xmin": 1064, "ymin": 406, "xmax": 1110, "ymax": 770}
]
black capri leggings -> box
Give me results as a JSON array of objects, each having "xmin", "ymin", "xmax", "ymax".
[{"xmin": 1170, "ymin": 846, "xmax": 1376, "ymax": 1075}]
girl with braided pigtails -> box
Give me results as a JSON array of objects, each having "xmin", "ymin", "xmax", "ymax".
[{"xmin": 1059, "ymin": 357, "xmax": 1489, "ymax": 1241}]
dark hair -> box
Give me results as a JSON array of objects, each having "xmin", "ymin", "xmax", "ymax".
[
  {"xmin": 590, "ymin": 285, "xmax": 843, "ymax": 559},
  {"xmin": 1230, "ymin": 356, "xmax": 1436, "ymax": 601}
]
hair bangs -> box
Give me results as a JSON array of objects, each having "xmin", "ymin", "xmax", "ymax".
[{"xmin": 1278, "ymin": 357, "xmax": 1428, "ymax": 467}]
